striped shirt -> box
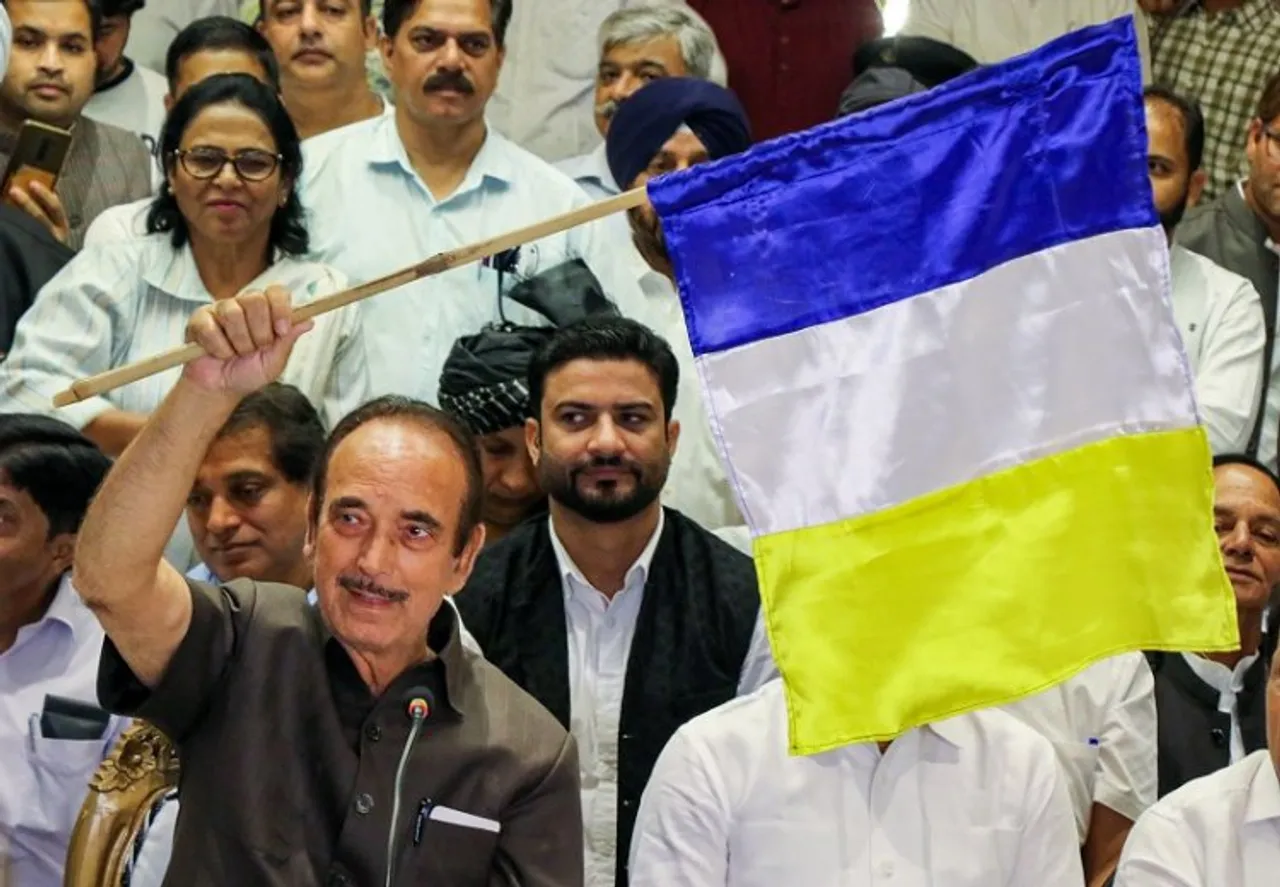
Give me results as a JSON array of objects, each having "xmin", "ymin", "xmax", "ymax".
[
  {"xmin": 1148, "ymin": 0, "xmax": 1280, "ymax": 200},
  {"xmin": 0, "ymin": 234, "xmax": 370, "ymax": 430}
]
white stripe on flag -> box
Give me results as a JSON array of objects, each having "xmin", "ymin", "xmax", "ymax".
[{"xmin": 698, "ymin": 226, "xmax": 1197, "ymax": 535}]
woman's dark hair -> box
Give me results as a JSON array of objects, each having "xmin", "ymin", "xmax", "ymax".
[{"xmin": 146, "ymin": 73, "xmax": 308, "ymax": 257}]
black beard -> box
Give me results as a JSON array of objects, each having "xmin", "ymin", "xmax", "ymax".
[
  {"xmin": 1159, "ymin": 188, "xmax": 1191, "ymax": 237},
  {"xmin": 539, "ymin": 452, "xmax": 667, "ymax": 524}
]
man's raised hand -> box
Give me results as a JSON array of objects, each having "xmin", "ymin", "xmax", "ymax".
[{"xmin": 183, "ymin": 285, "xmax": 313, "ymax": 395}]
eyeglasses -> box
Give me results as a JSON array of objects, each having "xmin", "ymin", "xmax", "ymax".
[{"xmin": 172, "ymin": 146, "xmax": 282, "ymax": 183}]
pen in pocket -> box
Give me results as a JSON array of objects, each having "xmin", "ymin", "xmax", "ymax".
[{"xmin": 413, "ymin": 798, "xmax": 434, "ymax": 846}]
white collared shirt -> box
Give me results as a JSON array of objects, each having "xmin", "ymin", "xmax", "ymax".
[
  {"xmin": 548, "ymin": 511, "xmax": 776, "ymax": 887},
  {"xmin": 296, "ymin": 114, "xmax": 645, "ymax": 403},
  {"xmin": 1001, "ymin": 652, "xmax": 1157, "ymax": 841},
  {"xmin": 0, "ymin": 574, "xmax": 129, "ymax": 887},
  {"xmin": 1180, "ymin": 651, "xmax": 1259, "ymax": 766},
  {"xmin": 83, "ymin": 61, "xmax": 168, "ymax": 159},
  {"xmin": 629, "ymin": 680, "xmax": 1084, "ymax": 887},
  {"xmin": 902, "ymin": 0, "xmax": 1150, "ymax": 81},
  {"xmin": 557, "ymin": 142, "xmax": 634, "ymax": 247},
  {"xmin": 0, "ymin": 234, "xmax": 370, "ymax": 431},
  {"xmin": 123, "ymin": 0, "xmax": 240, "ymax": 75},
  {"xmin": 1168, "ymin": 244, "xmax": 1267, "ymax": 453},
  {"xmin": 1115, "ymin": 749, "xmax": 1280, "ymax": 886},
  {"xmin": 632, "ymin": 264, "xmax": 743, "ymax": 531}
]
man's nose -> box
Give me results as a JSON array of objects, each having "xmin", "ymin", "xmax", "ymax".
[
  {"xmin": 206, "ymin": 496, "xmax": 240, "ymax": 534},
  {"xmin": 356, "ymin": 530, "xmax": 396, "ymax": 576},
  {"xmin": 1221, "ymin": 520, "xmax": 1255, "ymax": 558}
]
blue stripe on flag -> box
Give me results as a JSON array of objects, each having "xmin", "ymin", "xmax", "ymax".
[{"xmin": 649, "ymin": 18, "xmax": 1153, "ymax": 358}]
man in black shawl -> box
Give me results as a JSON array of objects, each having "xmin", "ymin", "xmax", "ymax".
[
  {"xmin": 438, "ymin": 259, "xmax": 617, "ymax": 545},
  {"xmin": 454, "ymin": 315, "xmax": 777, "ymax": 887}
]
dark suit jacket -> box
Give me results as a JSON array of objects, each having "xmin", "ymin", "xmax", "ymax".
[{"xmin": 0, "ymin": 204, "xmax": 72, "ymax": 356}]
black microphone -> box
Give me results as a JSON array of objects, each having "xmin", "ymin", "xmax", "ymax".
[
  {"xmin": 1210, "ymin": 727, "xmax": 1226, "ymax": 748},
  {"xmin": 384, "ymin": 686, "xmax": 434, "ymax": 887}
]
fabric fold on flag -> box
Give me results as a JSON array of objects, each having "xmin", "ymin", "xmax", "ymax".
[{"xmin": 649, "ymin": 17, "xmax": 1238, "ymax": 753}]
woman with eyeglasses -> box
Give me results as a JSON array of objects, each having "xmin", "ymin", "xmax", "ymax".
[{"xmin": 0, "ymin": 73, "xmax": 370, "ymax": 457}]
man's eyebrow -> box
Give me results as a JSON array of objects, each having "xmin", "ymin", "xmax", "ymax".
[{"xmin": 402, "ymin": 509, "xmax": 443, "ymax": 532}]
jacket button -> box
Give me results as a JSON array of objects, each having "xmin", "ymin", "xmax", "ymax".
[
  {"xmin": 365, "ymin": 723, "xmax": 382, "ymax": 742},
  {"xmin": 327, "ymin": 870, "xmax": 351, "ymax": 887},
  {"xmin": 355, "ymin": 793, "xmax": 374, "ymax": 815}
]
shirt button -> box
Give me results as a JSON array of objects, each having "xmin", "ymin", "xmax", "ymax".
[
  {"xmin": 354, "ymin": 793, "xmax": 374, "ymax": 815},
  {"xmin": 365, "ymin": 723, "xmax": 382, "ymax": 742},
  {"xmin": 621, "ymin": 798, "xmax": 634, "ymax": 809},
  {"xmin": 876, "ymin": 860, "xmax": 894, "ymax": 877}
]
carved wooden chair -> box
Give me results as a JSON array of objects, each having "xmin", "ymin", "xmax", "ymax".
[{"xmin": 62, "ymin": 721, "xmax": 179, "ymax": 887}]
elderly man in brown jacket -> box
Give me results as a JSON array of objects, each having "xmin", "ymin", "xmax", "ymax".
[{"xmin": 75, "ymin": 284, "xmax": 584, "ymax": 887}]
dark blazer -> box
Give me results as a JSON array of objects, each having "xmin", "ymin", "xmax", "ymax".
[{"xmin": 0, "ymin": 204, "xmax": 72, "ymax": 356}]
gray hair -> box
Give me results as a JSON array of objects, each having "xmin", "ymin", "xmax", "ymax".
[{"xmin": 599, "ymin": 5, "xmax": 727, "ymax": 87}]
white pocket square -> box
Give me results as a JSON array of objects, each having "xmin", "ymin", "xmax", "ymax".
[{"xmin": 429, "ymin": 804, "xmax": 501, "ymax": 834}]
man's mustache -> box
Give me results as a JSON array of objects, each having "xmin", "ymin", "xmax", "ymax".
[
  {"xmin": 338, "ymin": 574, "xmax": 411, "ymax": 604},
  {"xmin": 571, "ymin": 454, "xmax": 642, "ymax": 481},
  {"xmin": 596, "ymin": 98, "xmax": 622, "ymax": 120},
  {"xmin": 424, "ymin": 70, "xmax": 475, "ymax": 95}
]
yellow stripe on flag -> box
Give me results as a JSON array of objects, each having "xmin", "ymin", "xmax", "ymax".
[{"xmin": 755, "ymin": 426, "xmax": 1237, "ymax": 753}]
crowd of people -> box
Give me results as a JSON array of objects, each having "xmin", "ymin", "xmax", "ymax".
[{"xmin": 2, "ymin": 1, "xmax": 1280, "ymax": 885}]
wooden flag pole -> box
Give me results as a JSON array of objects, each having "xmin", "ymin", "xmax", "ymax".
[{"xmin": 52, "ymin": 187, "xmax": 651, "ymax": 408}]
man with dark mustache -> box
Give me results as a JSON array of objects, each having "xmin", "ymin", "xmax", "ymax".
[
  {"xmin": 74, "ymin": 284, "xmax": 584, "ymax": 885},
  {"xmin": 1144, "ymin": 85, "xmax": 1266, "ymax": 455},
  {"xmin": 256, "ymin": 0, "xmax": 387, "ymax": 140},
  {"xmin": 455, "ymin": 316, "xmax": 776, "ymax": 887},
  {"xmin": 1147, "ymin": 454, "xmax": 1280, "ymax": 797},
  {"xmin": 296, "ymin": 0, "xmax": 645, "ymax": 405},
  {"xmin": 0, "ymin": 0, "xmax": 151, "ymax": 247}
]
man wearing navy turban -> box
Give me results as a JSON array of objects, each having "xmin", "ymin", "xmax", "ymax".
[
  {"xmin": 601, "ymin": 76, "xmax": 752, "ymax": 537},
  {"xmin": 606, "ymin": 76, "xmax": 751, "ymax": 279}
]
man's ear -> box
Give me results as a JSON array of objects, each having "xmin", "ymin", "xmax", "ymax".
[
  {"xmin": 49, "ymin": 533, "xmax": 76, "ymax": 576},
  {"xmin": 1187, "ymin": 168, "xmax": 1207, "ymax": 210},
  {"xmin": 364, "ymin": 13, "xmax": 379, "ymax": 50},
  {"xmin": 666, "ymin": 417, "xmax": 681, "ymax": 460},
  {"xmin": 163, "ymin": 93, "xmax": 174, "ymax": 114},
  {"xmin": 525, "ymin": 417, "xmax": 541, "ymax": 467},
  {"xmin": 449, "ymin": 522, "xmax": 487, "ymax": 592},
  {"xmin": 303, "ymin": 493, "xmax": 317, "ymax": 558}
]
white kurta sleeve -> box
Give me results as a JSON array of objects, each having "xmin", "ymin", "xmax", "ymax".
[
  {"xmin": 0, "ymin": 249, "xmax": 133, "ymax": 428},
  {"xmin": 1095, "ymin": 653, "xmax": 1157, "ymax": 823},
  {"xmin": 1195, "ymin": 277, "xmax": 1265, "ymax": 453},
  {"xmin": 629, "ymin": 728, "xmax": 732, "ymax": 887},
  {"xmin": 1013, "ymin": 735, "xmax": 1090, "ymax": 887}
]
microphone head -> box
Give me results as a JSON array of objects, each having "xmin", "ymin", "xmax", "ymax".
[{"xmin": 403, "ymin": 685, "xmax": 434, "ymax": 721}]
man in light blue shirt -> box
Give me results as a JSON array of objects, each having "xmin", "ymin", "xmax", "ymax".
[
  {"xmin": 0, "ymin": 415, "xmax": 123, "ymax": 887},
  {"xmin": 299, "ymin": 0, "xmax": 647, "ymax": 403}
]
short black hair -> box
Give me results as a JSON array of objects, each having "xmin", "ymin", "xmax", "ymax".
[
  {"xmin": 0, "ymin": 415, "xmax": 110, "ymax": 538},
  {"xmin": 0, "ymin": 0, "xmax": 103, "ymax": 39},
  {"xmin": 257, "ymin": 0, "xmax": 372, "ymax": 21},
  {"xmin": 99, "ymin": 0, "xmax": 144, "ymax": 18},
  {"xmin": 215, "ymin": 383, "xmax": 325, "ymax": 486},
  {"xmin": 1213, "ymin": 453, "xmax": 1280, "ymax": 500},
  {"xmin": 1144, "ymin": 84, "xmax": 1206, "ymax": 173},
  {"xmin": 527, "ymin": 315, "xmax": 680, "ymax": 422},
  {"xmin": 310, "ymin": 397, "xmax": 483, "ymax": 557},
  {"xmin": 383, "ymin": 0, "xmax": 512, "ymax": 46},
  {"xmin": 164, "ymin": 16, "xmax": 281, "ymax": 94},
  {"xmin": 146, "ymin": 73, "xmax": 308, "ymax": 256}
]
